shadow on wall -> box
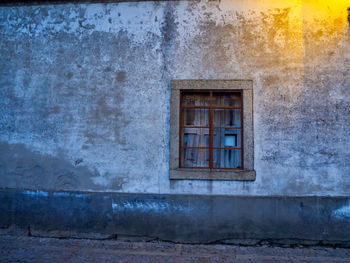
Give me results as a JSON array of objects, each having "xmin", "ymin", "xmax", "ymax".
[{"xmin": 0, "ymin": 142, "xmax": 108, "ymax": 191}]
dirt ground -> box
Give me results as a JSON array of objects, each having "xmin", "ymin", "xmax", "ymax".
[{"xmin": 1, "ymin": 235, "xmax": 350, "ymax": 263}]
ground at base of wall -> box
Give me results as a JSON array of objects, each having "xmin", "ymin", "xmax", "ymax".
[{"xmin": 1, "ymin": 235, "xmax": 350, "ymax": 263}]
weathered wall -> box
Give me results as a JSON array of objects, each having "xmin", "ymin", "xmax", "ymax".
[
  {"xmin": 0, "ymin": 0, "xmax": 350, "ymax": 196},
  {"xmin": 2, "ymin": 189, "xmax": 350, "ymax": 244}
]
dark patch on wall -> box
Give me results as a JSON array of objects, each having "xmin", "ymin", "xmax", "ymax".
[
  {"xmin": 110, "ymin": 176, "xmax": 127, "ymax": 190},
  {"xmin": 44, "ymin": 106, "xmax": 61, "ymax": 116},
  {"xmin": 116, "ymin": 71, "xmax": 126, "ymax": 82},
  {"xmin": 160, "ymin": 3, "xmax": 178, "ymax": 75},
  {"xmin": 65, "ymin": 72, "xmax": 73, "ymax": 79},
  {"xmin": 161, "ymin": 9, "xmax": 177, "ymax": 44},
  {"xmin": 104, "ymin": 66, "xmax": 112, "ymax": 72},
  {"xmin": 0, "ymin": 142, "xmax": 103, "ymax": 191},
  {"xmin": 75, "ymin": 158, "xmax": 83, "ymax": 166},
  {"xmin": 78, "ymin": 19, "xmax": 95, "ymax": 30}
]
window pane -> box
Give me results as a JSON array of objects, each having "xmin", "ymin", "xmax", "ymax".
[
  {"xmin": 213, "ymin": 128, "xmax": 241, "ymax": 148},
  {"xmin": 183, "ymin": 108, "xmax": 209, "ymax": 126},
  {"xmin": 181, "ymin": 92, "xmax": 210, "ymax": 106},
  {"xmin": 213, "ymin": 149, "xmax": 242, "ymax": 168},
  {"xmin": 182, "ymin": 128, "xmax": 209, "ymax": 148},
  {"xmin": 213, "ymin": 92, "xmax": 241, "ymax": 106},
  {"xmin": 214, "ymin": 109, "xmax": 241, "ymax": 127},
  {"xmin": 182, "ymin": 149, "xmax": 209, "ymax": 168}
]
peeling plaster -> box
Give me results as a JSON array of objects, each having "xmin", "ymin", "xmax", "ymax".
[
  {"xmin": 333, "ymin": 201, "xmax": 350, "ymax": 219},
  {"xmin": 111, "ymin": 200, "xmax": 194, "ymax": 213},
  {"xmin": 23, "ymin": 190, "xmax": 49, "ymax": 197}
]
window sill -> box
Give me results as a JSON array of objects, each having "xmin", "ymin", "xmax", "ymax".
[{"xmin": 169, "ymin": 169, "xmax": 256, "ymax": 181}]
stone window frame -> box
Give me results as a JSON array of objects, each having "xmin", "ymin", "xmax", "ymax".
[{"xmin": 169, "ymin": 80, "xmax": 255, "ymax": 181}]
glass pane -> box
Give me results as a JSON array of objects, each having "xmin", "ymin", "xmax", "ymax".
[
  {"xmin": 183, "ymin": 108, "xmax": 209, "ymax": 126},
  {"xmin": 214, "ymin": 109, "xmax": 240, "ymax": 127},
  {"xmin": 182, "ymin": 128, "xmax": 209, "ymax": 148},
  {"xmin": 225, "ymin": 135, "xmax": 236, "ymax": 147},
  {"xmin": 213, "ymin": 149, "xmax": 242, "ymax": 168},
  {"xmin": 182, "ymin": 149, "xmax": 209, "ymax": 168},
  {"xmin": 182, "ymin": 92, "xmax": 210, "ymax": 106},
  {"xmin": 213, "ymin": 129, "xmax": 241, "ymax": 148},
  {"xmin": 213, "ymin": 92, "xmax": 241, "ymax": 106}
]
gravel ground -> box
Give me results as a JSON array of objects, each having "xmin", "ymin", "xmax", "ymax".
[{"xmin": 1, "ymin": 235, "xmax": 350, "ymax": 263}]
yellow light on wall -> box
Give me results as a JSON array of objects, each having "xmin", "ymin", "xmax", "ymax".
[{"xmin": 302, "ymin": 0, "xmax": 349, "ymax": 27}]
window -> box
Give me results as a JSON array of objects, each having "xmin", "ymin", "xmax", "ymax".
[
  {"xmin": 180, "ymin": 91, "xmax": 243, "ymax": 169},
  {"xmin": 170, "ymin": 80, "xmax": 255, "ymax": 181}
]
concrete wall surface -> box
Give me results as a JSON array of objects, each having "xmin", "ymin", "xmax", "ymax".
[
  {"xmin": 1, "ymin": 0, "xmax": 350, "ymax": 196},
  {"xmin": 2, "ymin": 189, "xmax": 350, "ymax": 244}
]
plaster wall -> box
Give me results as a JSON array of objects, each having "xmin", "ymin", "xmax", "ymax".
[
  {"xmin": 0, "ymin": 0, "xmax": 350, "ymax": 196},
  {"xmin": 2, "ymin": 189, "xmax": 350, "ymax": 244}
]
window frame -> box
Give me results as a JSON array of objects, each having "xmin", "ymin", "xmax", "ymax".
[{"xmin": 170, "ymin": 80, "xmax": 255, "ymax": 181}]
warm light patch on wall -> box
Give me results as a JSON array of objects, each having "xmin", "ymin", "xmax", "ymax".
[
  {"xmin": 301, "ymin": 0, "xmax": 349, "ymax": 63},
  {"xmin": 302, "ymin": 0, "xmax": 349, "ymax": 28},
  {"xmin": 215, "ymin": 0, "xmax": 349, "ymax": 73}
]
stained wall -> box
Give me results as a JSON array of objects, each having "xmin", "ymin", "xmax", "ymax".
[{"xmin": 1, "ymin": 0, "xmax": 349, "ymax": 196}]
